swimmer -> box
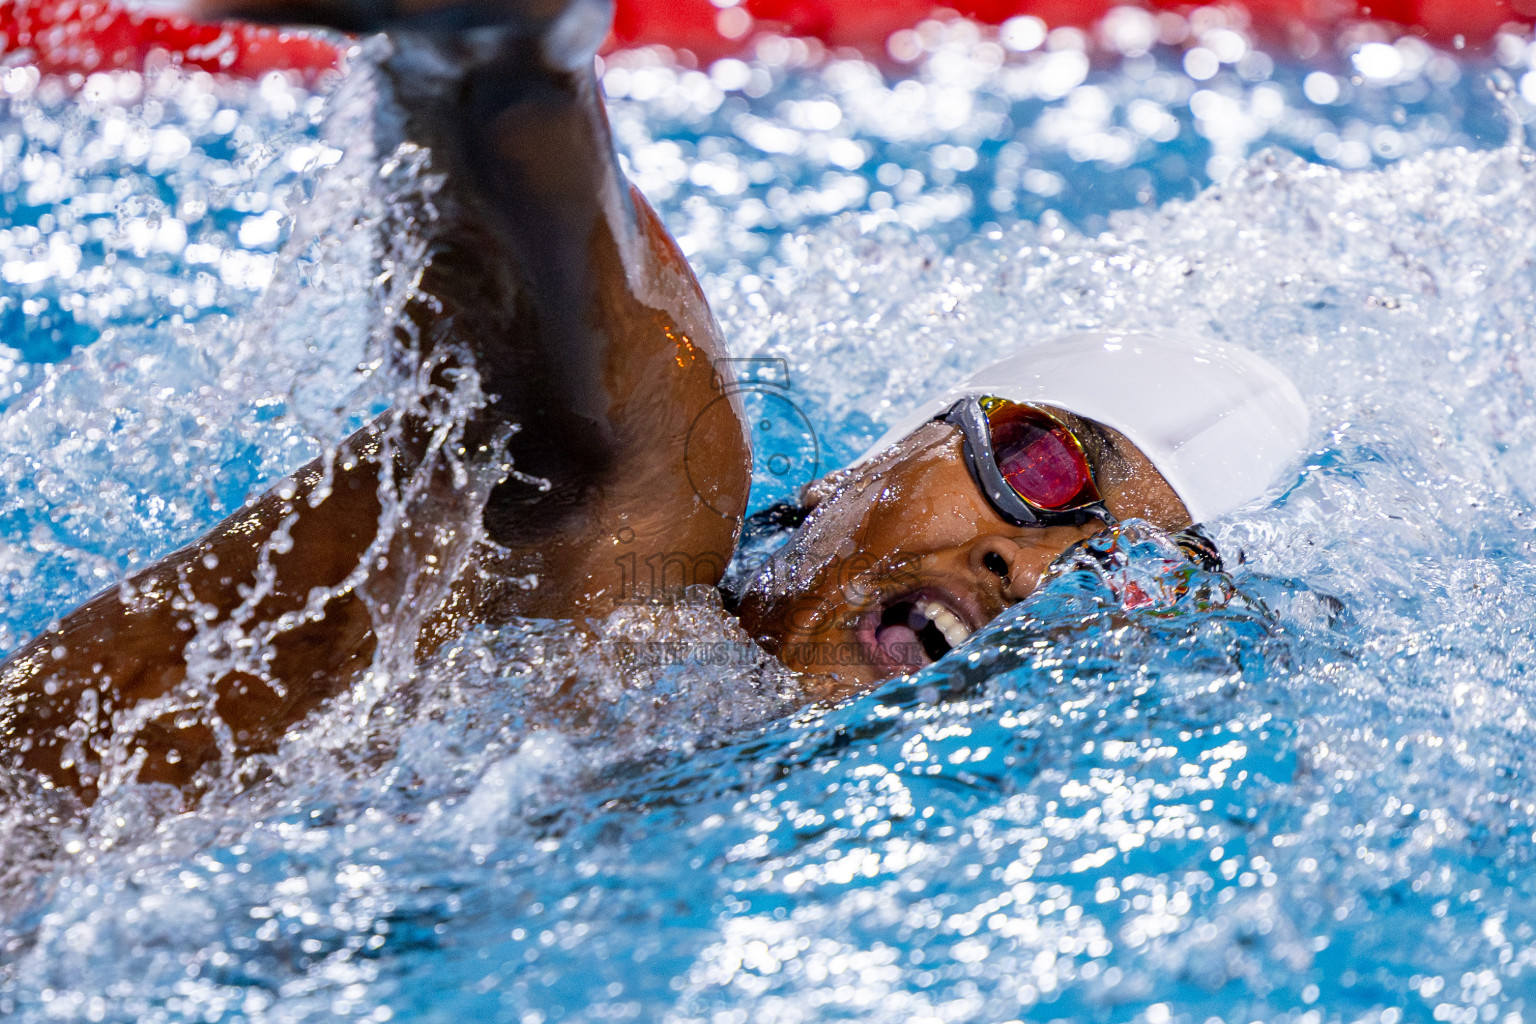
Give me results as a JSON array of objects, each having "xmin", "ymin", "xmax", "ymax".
[{"xmin": 0, "ymin": 0, "xmax": 1308, "ymax": 801}]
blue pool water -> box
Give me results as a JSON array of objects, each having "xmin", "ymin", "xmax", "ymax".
[{"xmin": 5, "ymin": 12, "xmax": 1536, "ymax": 1022}]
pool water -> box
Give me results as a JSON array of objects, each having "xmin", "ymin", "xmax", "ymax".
[{"xmin": 4, "ymin": 12, "xmax": 1536, "ymax": 1023}]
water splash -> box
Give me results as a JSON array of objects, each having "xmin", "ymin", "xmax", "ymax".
[
  {"xmin": 604, "ymin": 12, "xmax": 1523, "ymax": 273},
  {"xmin": 2, "ymin": 20, "xmax": 1536, "ymax": 1024}
]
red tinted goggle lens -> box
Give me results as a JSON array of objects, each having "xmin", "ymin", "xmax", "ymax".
[{"xmin": 981, "ymin": 399, "xmax": 1100, "ymax": 512}]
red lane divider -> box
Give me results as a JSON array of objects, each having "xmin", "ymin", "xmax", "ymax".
[
  {"xmin": 616, "ymin": 0, "xmax": 1536, "ymax": 59},
  {"xmin": 2, "ymin": 0, "xmax": 1533, "ymax": 82},
  {"xmin": 0, "ymin": 0, "xmax": 341, "ymax": 79}
]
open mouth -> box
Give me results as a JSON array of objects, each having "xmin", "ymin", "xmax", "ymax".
[{"xmin": 865, "ymin": 592, "xmax": 975, "ymax": 673}]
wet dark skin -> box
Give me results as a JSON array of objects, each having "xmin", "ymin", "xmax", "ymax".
[{"xmin": 0, "ymin": 0, "xmax": 1187, "ymax": 802}]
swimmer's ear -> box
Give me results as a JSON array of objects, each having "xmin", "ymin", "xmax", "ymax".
[{"xmin": 799, "ymin": 469, "xmax": 855, "ymax": 510}]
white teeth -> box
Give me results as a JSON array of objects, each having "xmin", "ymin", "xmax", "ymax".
[{"xmin": 919, "ymin": 599, "xmax": 972, "ymax": 650}]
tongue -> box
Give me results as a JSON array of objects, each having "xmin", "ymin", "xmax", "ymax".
[{"xmin": 875, "ymin": 624, "xmax": 925, "ymax": 666}]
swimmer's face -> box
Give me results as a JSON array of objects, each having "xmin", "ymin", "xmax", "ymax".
[{"xmin": 736, "ymin": 414, "xmax": 1190, "ymax": 700}]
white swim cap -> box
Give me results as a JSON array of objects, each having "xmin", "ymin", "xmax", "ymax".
[{"xmin": 854, "ymin": 331, "xmax": 1310, "ymax": 523}]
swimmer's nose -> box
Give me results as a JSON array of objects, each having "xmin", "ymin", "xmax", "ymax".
[
  {"xmin": 968, "ymin": 525, "xmax": 1104, "ymax": 604},
  {"xmin": 967, "ymin": 536, "xmax": 1039, "ymax": 603}
]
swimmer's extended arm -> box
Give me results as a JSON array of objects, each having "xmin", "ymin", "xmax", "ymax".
[
  {"xmin": 171, "ymin": 0, "xmax": 751, "ymax": 606},
  {"xmin": 345, "ymin": 0, "xmax": 752, "ymax": 607},
  {"xmin": 370, "ymin": 8, "xmax": 752, "ymax": 610},
  {"xmin": 0, "ymin": 0, "xmax": 750, "ymax": 797}
]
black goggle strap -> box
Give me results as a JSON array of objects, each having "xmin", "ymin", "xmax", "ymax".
[{"xmin": 941, "ymin": 397, "xmax": 1117, "ymax": 530}]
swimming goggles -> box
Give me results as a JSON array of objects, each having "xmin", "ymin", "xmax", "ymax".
[{"xmin": 942, "ymin": 396, "xmax": 1115, "ymax": 528}]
